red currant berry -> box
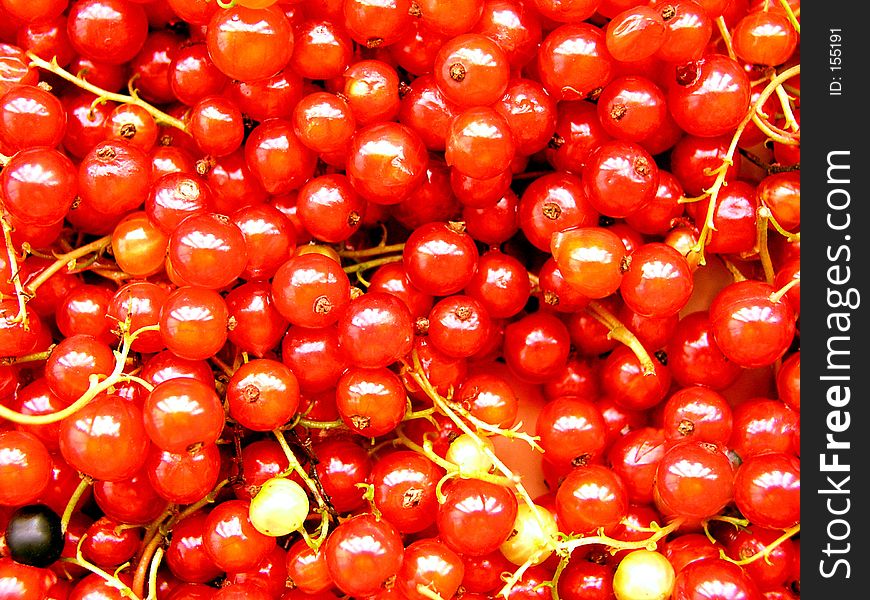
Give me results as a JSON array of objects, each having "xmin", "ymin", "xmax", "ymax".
[
  {"xmin": 556, "ymin": 464, "xmax": 629, "ymax": 534},
  {"xmin": 203, "ymin": 499, "xmax": 275, "ymax": 573},
  {"xmin": 337, "ymin": 291, "xmax": 414, "ymax": 369},
  {"xmin": 437, "ymin": 478, "xmax": 518, "ymax": 556},
  {"xmin": 206, "ymin": 5, "xmax": 294, "ymax": 82},
  {"xmin": 709, "ymin": 280, "xmax": 796, "ymax": 368}
]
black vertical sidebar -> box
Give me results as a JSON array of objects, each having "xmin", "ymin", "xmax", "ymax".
[{"xmin": 802, "ymin": 3, "xmax": 869, "ymax": 597}]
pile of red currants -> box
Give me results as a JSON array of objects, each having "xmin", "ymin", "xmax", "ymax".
[{"xmin": 0, "ymin": 0, "xmax": 800, "ymax": 599}]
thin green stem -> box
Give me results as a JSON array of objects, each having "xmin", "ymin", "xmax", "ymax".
[
  {"xmin": 769, "ymin": 276, "xmax": 800, "ymax": 304},
  {"xmin": 716, "ymin": 16, "xmax": 736, "ymax": 60},
  {"xmin": 756, "ymin": 208, "xmax": 776, "ymax": 285},
  {"xmin": 165, "ymin": 480, "xmax": 229, "ymax": 532},
  {"xmin": 0, "ymin": 210, "xmax": 31, "ymax": 328},
  {"xmin": 132, "ymin": 532, "xmax": 162, "ymax": 599},
  {"xmin": 0, "ymin": 324, "xmax": 160, "ymax": 425},
  {"xmin": 692, "ymin": 64, "xmax": 800, "ymax": 264},
  {"xmin": 61, "ymin": 476, "xmax": 93, "ymax": 533},
  {"xmin": 720, "ymin": 524, "xmax": 800, "ymax": 567},
  {"xmin": 295, "ymin": 417, "xmax": 347, "ymax": 430},
  {"xmin": 24, "ymin": 235, "xmax": 112, "ymax": 295},
  {"xmin": 585, "ymin": 301, "xmax": 656, "ymax": 375},
  {"xmin": 144, "ymin": 548, "xmax": 164, "ymax": 600},
  {"xmin": 26, "ymin": 53, "xmax": 187, "ymax": 132},
  {"xmin": 338, "ymin": 242, "xmax": 406, "ymax": 260},
  {"xmin": 762, "ymin": 206, "xmax": 800, "ymax": 242},
  {"xmin": 0, "ymin": 346, "xmax": 55, "ymax": 366},
  {"xmin": 406, "ymin": 352, "xmax": 542, "ymax": 529},
  {"xmin": 778, "ymin": 0, "xmax": 801, "ymax": 34},
  {"xmin": 774, "ymin": 84, "xmax": 800, "ymax": 132},
  {"xmin": 273, "ymin": 429, "xmax": 331, "ymax": 551},
  {"xmin": 342, "ymin": 254, "xmax": 403, "ymax": 274},
  {"xmin": 64, "ymin": 534, "xmax": 141, "ymax": 600}
]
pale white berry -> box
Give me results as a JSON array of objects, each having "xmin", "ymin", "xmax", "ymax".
[
  {"xmin": 445, "ymin": 433, "xmax": 494, "ymax": 476},
  {"xmin": 499, "ymin": 502, "xmax": 559, "ymax": 566},
  {"xmin": 612, "ymin": 549, "xmax": 676, "ymax": 600},
  {"xmin": 249, "ymin": 477, "xmax": 310, "ymax": 537}
]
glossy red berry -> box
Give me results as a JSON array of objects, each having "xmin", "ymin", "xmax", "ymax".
[
  {"xmin": 605, "ymin": 6, "xmax": 666, "ymax": 62},
  {"xmin": 343, "ymin": 0, "xmax": 412, "ymax": 48},
  {"xmin": 58, "ymin": 395, "xmax": 150, "ymax": 482},
  {"xmin": 403, "ymin": 221, "xmax": 480, "ymax": 296},
  {"xmin": 188, "ymin": 95, "xmax": 245, "ymax": 158},
  {"xmin": 662, "ymin": 386, "xmax": 733, "ymax": 445},
  {"xmin": 67, "ymin": 0, "xmax": 149, "ymax": 65},
  {"xmin": 582, "ymin": 140, "xmax": 659, "ymax": 218},
  {"xmin": 437, "ymin": 478, "xmax": 518, "ymax": 556},
  {"xmin": 335, "ymin": 366, "xmax": 407, "ymax": 437},
  {"xmin": 203, "ymin": 499, "xmax": 275, "ymax": 573},
  {"xmin": 537, "ymin": 24, "xmax": 613, "ymax": 101},
  {"xmin": 733, "ymin": 10, "xmax": 798, "ymax": 67},
  {"xmin": 709, "ymin": 280, "xmax": 796, "ymax": 368},
  {"xmin": 654, "ymin": 441, "xmax": 734, "ymax": 520},
  {"xmin": 536, "ymin": 396, "xmax": 607, "ymax": 469},
  {"xmin": 290, "ymin": 19, "xmax": 353, "ymax": 81},
  {"xmin": 551, "ymin": 226, "xmax": 627, "ymax": 299},
  {"xmin": 346, "ymin": 122, "xmax": 429, "ymax": 205},
  {"xmin": 620, "ymin": 242, "xmax": 694, "ymax": 317},
  {"xmin": 397, "ymin": 538, "xmax": 465, "ymax": 600},
  {"xmin": 324, "ymin": 513, "xmax": 404, "ymax": 597},
  {"xmin": 143, "ymin": 378, "xmax": 225, "ymax": 453},
  {"xmin": 446, "ymin": 107, "xmax": 516, "ymax": 181},
  {"xmin": 519, "ymin": 172, "xmax": 599, "ymax": 252},
  {"xmin": 77, "ymin": 139, "xmax": 151, "ymax": 218},
  {"xmin": 337, "ymin": 291, "xmax": 414, "ymax": 369},
  {"xmin": 225, "ymin": 359, "xmax": 300, "ymax": 432},
  {"xmin": 607, "ymin": 426, "xmax": 668, "ymax": 505},
  {"xmin": 43, "ymin": 334, "xmax": 115, "ymax": 405},
  {"xmin": 434, "ymin": 33, "xmax": 510, "ymax": 108},
  {"xmin": 503, "ymin": 311, "xmax": 571, "ymax": 383},
  {"xmin": 1, "ymin": 148, "xmax": 77, "ymax": 225},
  {"xmin": 733, "ymin": 452, "xmax": 799, "ymax": 530},
  {"xmin": 464, "ymin": 249, "xmax": 532, "ymax": 320},
  {"xmin": 166, "ymin": 511, "xmax": 224, "ymax": 584},
  {"xmin": 427, "ymin": 295, "xmax": 493, "ymax": 359},
  {"xmin": 245, "ymin": 118, "xmax": 317, "ymax": 196},
  {"xmin": 168, "ymin": 212, "xmax": 248, "ymax": 290},
  {"xmin": 146, "ymin": 443, "xmax": 222, "ymax": 505},
  {"xmin": 0, "ymin": 431, "xmax": 52, "ymax": 506},
  {"xmin": 206, "ymin": 5, "xmax": 294, "ymax": 82},
  {"xmin": 556, "ymin": 464, "xmax": 629, "ymax": 534},
  {"xmin": 159, "ymin": 286, "xmax": 229, "ymax": 361},
  {"xmin": 671, "ymin": 557, "xmax": 762, "ymax": 600},
  {"xmin": 668, "ymin": 54, "xmax": 751, "ymax": 138},
  {"xmin": 271, "ymin": 253, "xmax": 351, "ymax": 329},
  {"xmin": 0, "ymin": 84, "xmax": 66, "ymax": 151}
]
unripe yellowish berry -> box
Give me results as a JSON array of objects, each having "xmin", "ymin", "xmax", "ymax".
[
  {"xmin": 445, "ymin": 433, "xmax": 494, "ymax": 476},
  {"xmin": 499, "ymin": 503, "xmax": 559, "ymax": 566},
  {"xmin": 249, "ymin": 477, "xmax": 310, "ymax": 537},
  {"xmin": 296, "ymin": 243, "xmax": 342, "ymax": 263},
  {"xmin": 612, "ymin": 549, "xmax": 675, "ymax": 600}
]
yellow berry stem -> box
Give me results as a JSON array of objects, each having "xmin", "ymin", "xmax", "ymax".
[
  {"xmin": 691, "ymin": 64, "xmax": 800, "ymax": 264},
  {"xmin": 0, "ymin": 324, "xmax": 160, "ymax": 425},
  {"xmin": 26, "ymin": 52, "xmax": 188, "ymax": 132},
  {"xmin": 60, "ymin": 475, "xmax": 93, "ymax": 533},
  {"xmin": 585, "ymin": 300, "xmax": 656, "ymax": 375},
  {"xmin": 720, "ymin": 523, "xmax": 800, "ymax": 567},
  {"xmin": 273, "ymin": 428, "xmax": 332, "ymax": 551},
  {"xmin": 64, "ymin": 534, "xmax": 141, "ymax": 600}
]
